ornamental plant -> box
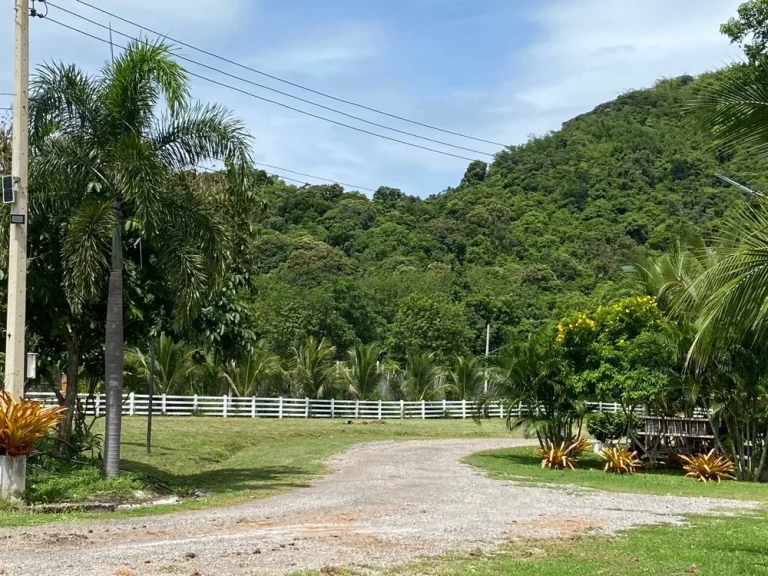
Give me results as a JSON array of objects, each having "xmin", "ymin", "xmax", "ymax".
[{"xmin": 0, "ymin": 391, "xmax": 66, "ymax": 457}]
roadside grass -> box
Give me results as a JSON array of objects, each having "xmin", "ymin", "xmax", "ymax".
[
  {"xmin": 0, "ymin": 416, "xmax": 515, "ymax": 527},
  {"xmin": 466, "ymin": 446, "xmax": 768, "ymax": 502}
]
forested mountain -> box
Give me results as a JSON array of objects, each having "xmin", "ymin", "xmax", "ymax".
[{"xmin": 186, "ymin": 72, "xmax": 760, "ymax": 362}]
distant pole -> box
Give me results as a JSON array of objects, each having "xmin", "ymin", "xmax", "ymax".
[
  {"xmin": 484, "ymin": 323, "xmax": 490, "ymax": 393},
  {"xmin": 146, "ymin": 337, "xmax": 155, "ymax": 454},
  {"xmin": 5, "ymin": 0, "xmax": 30, "ymax": 399}
]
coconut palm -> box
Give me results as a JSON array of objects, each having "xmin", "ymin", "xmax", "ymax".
[
  {"xmin": 223, "ymin": 340, "xmax": 282, "ymax": 397},
  {"xmin": 402, "ymin": 350, "xmax": 445, "ymax": 401},
  {"xmin": 29, "ymin": 41, "xmax": 251, "ymax": 475},
  {"xmin": 346, "ymin": 343, "xmax": 382, "ymax": 400},
  {"xmin": 125, "ymin": 333, "xmax": 196, "ymax": 395},
  {"xmin": 292, "ymin": 337, "xmax": 344, "ymax": 399},
  {"xmin": 445, "ymin": 356, "xmax": 486, "ymax": 401}
]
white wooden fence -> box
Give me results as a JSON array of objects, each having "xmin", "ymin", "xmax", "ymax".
[{"xmin": 25, "ymin": 392, "xmax": 621, "ymax": 420}]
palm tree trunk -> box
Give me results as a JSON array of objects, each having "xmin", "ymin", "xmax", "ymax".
[
  {"xmin": 56, "ymin": 330, "xmax": 81, "ymax": 457},
  {"xmin": 103, "ymin": 217, "xmax": 123, "ymax": 477}
]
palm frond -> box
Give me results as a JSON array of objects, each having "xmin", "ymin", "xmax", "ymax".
[
  {"xmin": 152, "ymin": 102, "xmax": 252, "ymax": 170},
  {"xmin": 694, "ymin": 62, "xmax": 768, "ymax": 154}
]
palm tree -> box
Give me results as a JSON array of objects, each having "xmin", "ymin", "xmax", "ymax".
[
  {"xmin": 223, "ymin": 340, "xmax": 282, "ymax": 397},
  {"xmin": 346, "ymin": 343, "xmax": 382, "ymax": 400},
  {"xmin": 479, "ymin": 331, "xmax": 578, "ymax": 448},
  {"xmin": 292, "ymin": 337, "xmax": 343, "ymax": 399},
  {"xmin": 30, "ymin": 41, "xmax": 251, "ymax": 475},
  {"xmin": 125, "ymin": 333, "xmax": 196, "ymax": 395},
  {"xmin": 445, "ymin": 356, "xmax": 486, "ymax": 401},
  {"xmin": 402, "ymin": 350, "xmax": 445, "ymax": 401}
]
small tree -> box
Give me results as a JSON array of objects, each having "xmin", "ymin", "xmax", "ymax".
[
  {"xmin": 402, "ymin": 350, "xmax": 445, "ymax": 401},
  {"xmin": 446, "ymin": 356, "xmax": 485, "ymax": 401},
  {"xmin": 346, "ymin": 343, "xmax": 383, "ymax": 400}
]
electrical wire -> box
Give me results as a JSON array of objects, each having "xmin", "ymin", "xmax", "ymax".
[
  {"xmin": 195, "ymin": 163, "xmax": 369, "ymax": 190},
  {"xmin": 47, "ymin": 2, "xmax": 495, "ymax": 158},
  {"xmin": 44, "ymin": 15, "xmax": 482, "ymax": 163},
  {"xmin": 0, "ymin": 93, "xmax": 14, "ymax": 96},
  {"xmin": 71, "ymin": 0, "xmax": 507, "ymax": 148}
]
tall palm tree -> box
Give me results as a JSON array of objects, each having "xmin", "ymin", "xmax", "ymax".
[
  {"xmin": 292, "ymin": 337, "xmax": 343, "ymax": 399},
  {"xmin": 125, "ymin": 333, "xmax": 196, "ymax": 395},
  {"xmin": 223, "ymin": 340, "xmax": 282, "ymax": 397},
  {"xmin": 445, "ymin": 356, "xmax": 486, "ymax": 401},
  {"xmin": 346, "ymin": 343, "xmax": 382, "ymax": 400},
  {"xmin": 30, "ymin": 41, "xmax": 251, "ymax": 475},
  {"xmin": 402, "ymin": 350, "xmax": 444, "ymax": 401}
]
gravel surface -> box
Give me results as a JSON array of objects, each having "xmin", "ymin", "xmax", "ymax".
[{"xmin": 0, "ymin": 438, "xmax": 758, "ymax": 575}]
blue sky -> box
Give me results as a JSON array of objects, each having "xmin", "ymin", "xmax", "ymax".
[{"xmin": 1, "ymin": 0, "xmax": 743, "ymax": 196}]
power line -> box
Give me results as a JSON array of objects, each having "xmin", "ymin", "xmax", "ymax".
[
  {"xmin": 47, "ymin": 2, "xmax": 495, "ymax": 158},
  {"xmin": 71, "ymin": 0, "xmax": 506, "ymax": 148},
  {"xmin": 44, "ymin": 15, "xmax": 481, "ymax": 163},
  {"xmin": 0, "ymin": 92, "xmax": 13, "ymax": 96},
  {"xmin": 195, "ymin": 163, "xmax": 370, "ymax": 191}
]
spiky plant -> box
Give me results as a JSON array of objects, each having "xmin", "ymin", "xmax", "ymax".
[
  {"xmin": 601, "ymin": 447, "xmax": 642, "ymax": 474},
  {"xmin": 0, "ymin": 392, "xmax": 67, "ymax": 457},
  {"xmin": 680, "ymin": 449, "xmax": 736, "ymax": 483},
  {"xmin": 538, "ymin": 437, "xmax": 588, "ymax": 470}
]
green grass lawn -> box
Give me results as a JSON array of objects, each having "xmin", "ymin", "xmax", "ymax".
[
  {"xmin": 467, "ymin": 446, "xmax": 768, "ymax": 502},
  {"xmin": 1, "ymin": 416, "xmax": 514, "ymax": 527}
]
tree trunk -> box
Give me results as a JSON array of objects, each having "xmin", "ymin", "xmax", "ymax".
[
  {"xmin": 56, "ymin": 330, "xmax": 81, "ymax": 457},
  {"xmin": 103, "ymin": 218, "xmax": 123, "ymax": 477}
]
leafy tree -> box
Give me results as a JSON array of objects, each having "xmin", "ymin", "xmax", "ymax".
[
  {"xmin": 721, "ymin": 0, "xmax": 768, "ymax": 63},
  {"xmin": 373, "ymin": 186, "xmax": 404, "ymax": 203},
  {"xmin": 30, "ymin": 41, "xmax": 251, "ymax": 475},
  {"xmin": 390, "ymin": 294, "xmax": 473, "ymax": 361}
]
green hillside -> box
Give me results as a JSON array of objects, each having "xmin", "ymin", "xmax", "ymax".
[{"xmin": 196, "ymin": 72, "xmax": 762, "ymax": 360}]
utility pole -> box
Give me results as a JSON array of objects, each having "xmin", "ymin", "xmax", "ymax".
[
  {"xmin": 483, "ymin": 324, "xmax": 490, "ymax": 393},
  {"xmin": 5, "ymin": 0, "xmax": 30, "ymax": 399}
]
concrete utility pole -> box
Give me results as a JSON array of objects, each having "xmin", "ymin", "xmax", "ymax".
[
  {"xmin": 5, "ymin": 0, "xmax": 30, "ymax": 398},
  {"xmin": 483, "ymin": 324, "xmax": 490, "ymax": 393}
]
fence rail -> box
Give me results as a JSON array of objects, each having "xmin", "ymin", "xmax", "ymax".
[{"xmin": 24, "ymin": 392, "xmax": 622, "ymax": 420}]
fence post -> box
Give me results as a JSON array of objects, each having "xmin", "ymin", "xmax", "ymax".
[
  {"xmin": 95, "ymin": 393, "xmax": 101, "ymax": 417},
  {"xmin": 598, "ymin": 401, "xmax": 603, "ymax": 412},
  {"xmin": 499, "ymin": 402, "xmax": 503, "ymax": 419},
  {"xmin": 251, "ymin": 396, "xmax": 257, "ymax": 418},
  {"xmin": 193, "ymin": 394, "xmax": 199, "ymax": 413},
  {"xmin": 421, "ymin": 400, "xmax": 426, "ymax": 420},
  {"xmin": 462, "ymin": 399, "xmax": 467, "ymax": 419},
  {"xmin": 518, "ymin": 401, "xmax": 523, "ymax": 418},
  {"xmin": 378, "ymin": 399, "xmax": 382, "ymax": 420},
  {"xmin": 400, "ymin": 399, "xmax": 405, "ymax": 419},
  {"xmin": 305, "ymin": 398, "xmax": 310, "ymax": 419},
  {"xmin": 161, "ymin": 394, "xmax": 167, "ymax": 415},
  {"xmin": 129, "ymin": 392, "xmax": 135, "ymax": 416},
  {"xmin": 443, "ymin": 399, "xmax": 447, "ymax": 415},
  {"xmin": 222, "ymin": 395, "xmax": 228, "ymax": 418},
  {"xmin": 331, "ymin": 397, "xmax": 335, "ymax": 419},
  {"xmin": 278, "ymin": 396, "xmax": 284, "ymax": 419},
  {"xmin": 355, "ymin": 400, "xmax": 360, "ymax": 419}
]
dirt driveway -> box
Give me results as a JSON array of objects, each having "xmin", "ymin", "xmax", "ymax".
[{"xmin": 0, "ymin": 438, "xmax": 756, "ymax": 575}]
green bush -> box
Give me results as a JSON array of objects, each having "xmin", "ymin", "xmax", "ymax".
[{"xmin": 587, "ymin": 411, "xmax": 627, "ymax": 444}]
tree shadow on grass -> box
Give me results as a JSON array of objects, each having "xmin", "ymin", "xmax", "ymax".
[{"xmin": 121, "ymin": 460, "xmax": 312, "ymax": 495}]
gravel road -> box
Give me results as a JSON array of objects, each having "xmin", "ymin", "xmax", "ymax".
[{"xmin": 0, "ymin": 438, "xmax": 758, "ymax": 575}]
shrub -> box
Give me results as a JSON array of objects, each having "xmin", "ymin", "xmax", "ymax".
[
  {"xmin": 601, "ymin": 446, "xmax": 642, "ymax": 474},
  {"xmin": 538, "ymin": 437, "xmax": 589, "ymax": 470},
  {"xmin": 587, "ymin": 411, "xmax": 627, "ymax": 444},
  {"xmin": 680, "ymin": 450, "xmax": 736, "ymax": 483},
  {"xmin": 0, "ymin": 392, "xmax": 66, "ymax": 457}
]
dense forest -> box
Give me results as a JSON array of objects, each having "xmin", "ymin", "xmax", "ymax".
[{"xmin": 171, "ymin": 72, "xmax": 761, "ymax": 363}]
